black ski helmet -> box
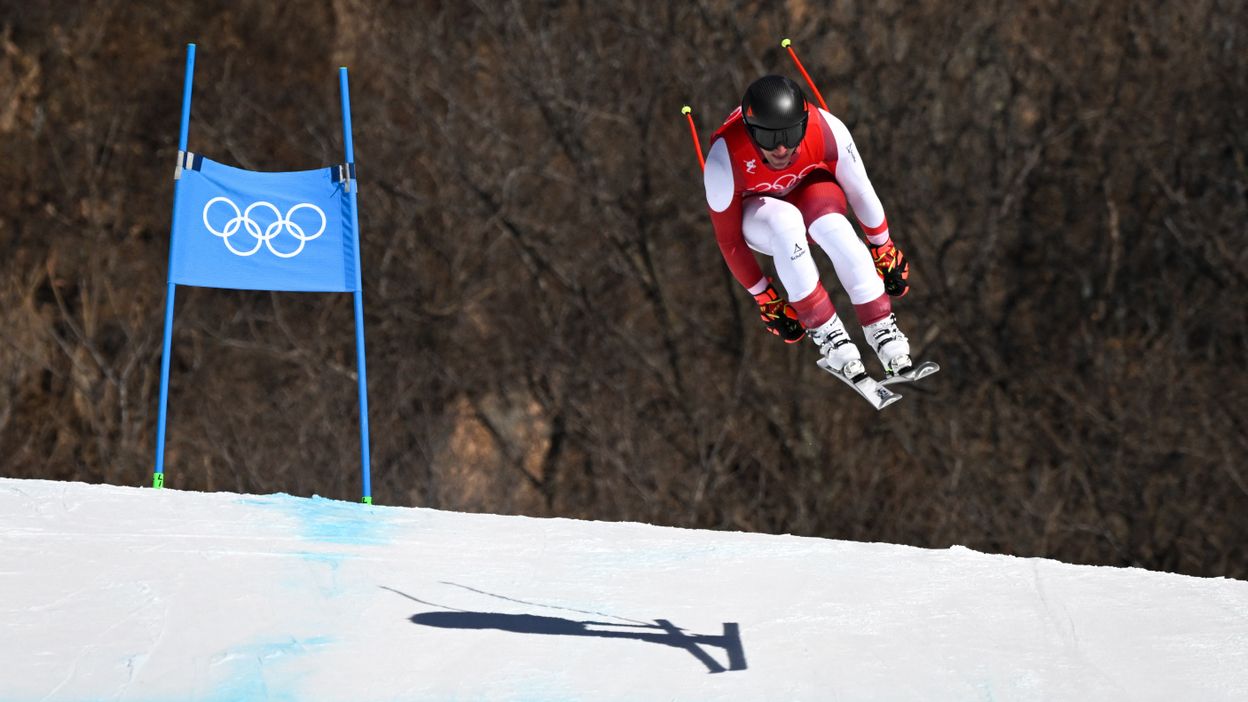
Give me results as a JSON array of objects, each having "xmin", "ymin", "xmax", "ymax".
[{"xmin": 740, "ymin": 75, "xmax": 809, "ymax": 150}]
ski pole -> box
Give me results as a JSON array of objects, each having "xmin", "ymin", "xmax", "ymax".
[
  {"xmin": 781, "ymin": 38, "xmax": 829, "ymax": 112},
  {"xmin": 681, "ymin": 105, "xmax": 705, "ymax": 171}
]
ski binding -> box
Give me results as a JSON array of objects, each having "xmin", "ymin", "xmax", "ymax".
[
  {"xmin": 878, "ymin": 360, "xmax": 940, "ymax": 387},
  {"xmin": 816, "ymin": 358, "xmax": 902, "ymax": 411}
]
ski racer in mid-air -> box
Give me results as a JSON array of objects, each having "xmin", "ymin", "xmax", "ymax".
[{"xmin": 702, "ymin": 74, "xmax": 914, "ymax": 380}]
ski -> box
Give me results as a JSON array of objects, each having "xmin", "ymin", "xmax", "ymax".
[
  {"xmin": 878, "ymin": 360, "xmax": 940, "ymax": 387},
  {"xmin": 816, "ymin": 358, "xmax": 903, "ymax": 410}
]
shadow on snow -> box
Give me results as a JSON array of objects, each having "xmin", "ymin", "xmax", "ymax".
[{"xmin": 385, "ymin": 585, "xmax": 747, "ymax": 674}]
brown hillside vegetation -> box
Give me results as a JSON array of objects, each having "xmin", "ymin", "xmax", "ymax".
[{"xmin": 1, "ymin": 1, "xmax": 1245, "ymax": 577}]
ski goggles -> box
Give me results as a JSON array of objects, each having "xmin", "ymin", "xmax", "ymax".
[{"xmin": 746, "ymin": 118, "xmax": 808, "ymax": 150}]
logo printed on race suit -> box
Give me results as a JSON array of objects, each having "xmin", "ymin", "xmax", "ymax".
[
  {"xmin": 790, "ymin": 243, "xmax": 807, "ymax": 261},
  {"xmin": 744, "ymin": 159, "xmax": 757, "ymax": 174},
  {"xmin": 745, "ymin": 163, "xmax": 822, "ymax": 196},
  {"xmin": 202, "ymin": 197, "xmax": 327, "ymax": 259}
]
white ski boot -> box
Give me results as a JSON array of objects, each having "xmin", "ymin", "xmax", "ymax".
[
  {"xmin": 863, "ymin": 313, "xmax": 913, "ymax": 375},
  {"xmin": 809, "ymin": 314, "xmax": 865, "ymax": 379}
]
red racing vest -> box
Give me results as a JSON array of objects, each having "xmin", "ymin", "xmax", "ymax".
[
  {"xmin": 706, "ymin": 105, "xmax": 840, "ymax": 289},
  {"xmin": 711, "ymin": 105, "xmax": 838, "ymax": 199}
]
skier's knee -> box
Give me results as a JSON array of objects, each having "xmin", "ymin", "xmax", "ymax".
[{"xmin": 808, "ymin": 212, "xmax": 854, "ymax": 247}]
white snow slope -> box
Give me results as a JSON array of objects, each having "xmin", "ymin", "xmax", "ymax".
[{"xmin": 1, "ymin": 478, "xmax": 1246, "ymax": 702}]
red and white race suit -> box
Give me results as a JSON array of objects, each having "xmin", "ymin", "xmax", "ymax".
[{"xmin": 703, "ymin": 105, "xmax": 895, "ymax": 328}]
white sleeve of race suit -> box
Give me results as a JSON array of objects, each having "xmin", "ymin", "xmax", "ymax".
[
  {"xmin": 704, "ymin": 138, "xmax": 734, "ymax": 213},
  {"xmin": 820, "ymin": 108, "xmax": 888, "ymax": 237}
]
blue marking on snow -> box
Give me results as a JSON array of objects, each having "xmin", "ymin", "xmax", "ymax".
[
  {"xmin": 36, "ymin": 637, "xmax": 339, "ymax": 702},
  {"xmin": 194, "ymin": 636, "xmax": 335, "ymax": 702},
  {"xmin": 236, "ymin": 493, "xmax": 397, "ymax": 596},
  {"xmin": 241, "ymin": 493, "xmax": 392, "ymax": 547}
]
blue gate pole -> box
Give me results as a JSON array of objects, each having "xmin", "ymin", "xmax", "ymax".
[
  {"xmin": 153, "ymin": 43, "xmax": 196, "ymax": 489},
  {"xmin": 339, "ymin": 67, "xmax": 373, "ymax": 505}
]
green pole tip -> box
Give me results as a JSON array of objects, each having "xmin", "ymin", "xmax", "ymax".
[
  {"xmin": 781, "ymin": 38, "xmax": 792, "ymax": 48},
  {"xmin": 681, "ymin": 106, "xmax": 692, "ymax": 115},
  {"xmin": 153, "ymin": 473, "xmax": 165, "ymax": 489},
  {"xmin": 361, "ymin": 496, "xmax": 373, "ymax": 505}
]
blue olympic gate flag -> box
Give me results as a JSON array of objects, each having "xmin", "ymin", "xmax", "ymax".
[
  {"xmin": 153, "ymin": 43, "xmax": 373, "ymax": 503},
  {"xmin": 169, "ymin": 157, "xmax": 357, "ymax": 292}
]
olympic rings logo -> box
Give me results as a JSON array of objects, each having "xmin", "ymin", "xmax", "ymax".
[
  {"xmin": 202, "ymin": 197, "xmax": 327, "ymax": 258},
  {"xmin": 746, "ymin": 164, "xmax": 821, "ymax": 195}
]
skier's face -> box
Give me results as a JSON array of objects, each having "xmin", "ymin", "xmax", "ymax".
[{"xmin": 761, "ymin": 143, "xmax": 796, "ymax": 169}]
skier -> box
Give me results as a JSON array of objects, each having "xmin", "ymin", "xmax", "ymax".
[{"xmin": 702, "ymin": 74, "xmax": 913, "ymax": 379}]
